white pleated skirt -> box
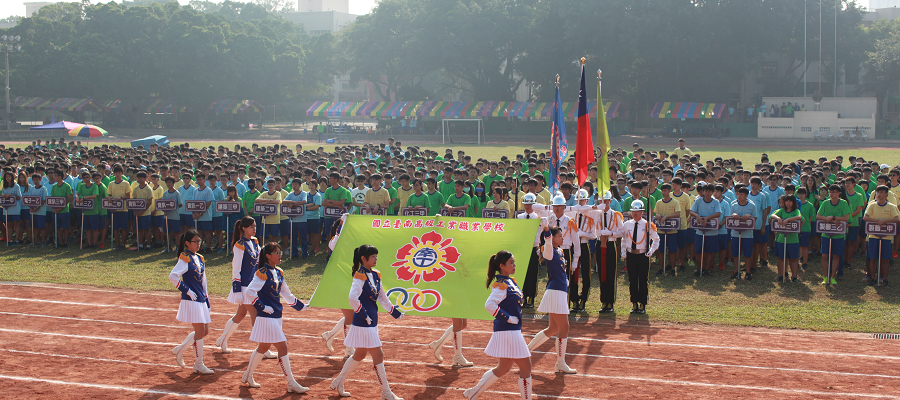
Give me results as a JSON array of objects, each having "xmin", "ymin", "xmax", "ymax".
[
  {"xmin": 484, "ymin": 330, "xmax": 531, "ymax": 359},
  {"xmin": 537, "ymin": 289, "xmax": 569, "ymax": 314},
  {"xmin": 344, "ymin": 325, "xmax": 381, "ymax": 348},
  {"xmin": 226, "ymin": 286, "xmax": 248, "ymax": 304},
  {"xmin": 249, "ymin": 317, "xmax": 287, "ymax": 343},
  {"xmin": 176, "ymin": 300, "xmax": 211, "ymax": 324}
]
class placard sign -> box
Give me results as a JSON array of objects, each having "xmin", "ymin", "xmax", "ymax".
[
  {"xmin": 0, "ymin": 196, "xmax": 17, "ymax": 207},
  {"xmin": 440, "ymin": 208, "xmax": 466, "ymax": 217},
  {"xmin": 401, "ymin": 207, "xmax": 429, "ymax": 217},
  {"xmin": 865, "ymin": 223, "xmax": 897, "ymax": 236},
  {"xmin": 126, "ymin": 199, "xmax": 148, "ymax": 211},
  {"xmin": 481, "ymin": 208, "xmax": 509, "ymax": 219},
  {"xmin": 280, "ymin": 204, "xmax": 306, "ymax": 217},
  {"xmin": 46, "ymin": 196, "xmax": 67, "ymax": 209},
  {"xmin": 215, "ymin": 201, "xmax": 241, "ymax": 214},
  {"xmin": 724, "ymin": 216, "xmax": 756, "ymax": 230},
  {"xmin": 361, "ymin": 207, "xmax": 387, "ymax": 216},
  {"xmin": 154, "ymin": 199, "xmax": 177, "ymax": 212},
  {"xmin": 690, "ymin": 216, "xmax": 719, "ymax": 230},
  {"xmin": 323, "ymin": 206, "xmax": 348, "ymax": 218},
  {"xmin": 73, "ymin": 199, "xmax": 95, "ymax": 210},
  {"xmin": 23, "ymin": 196, "xmax": 42, "ymax": 207},
  {"xmin": 185, "ymin": 200, "xmax": 208, "ymax": 213},
  {"xmin": 253, "ymin": 203, "xmax": 277, "ymax": 216},
  {"xmin": 102, "ymin": 198, "xmax": 124, "ymax": 211},
  {"xmin": 656, "ymin": 217, "xmax": 680, "ymax": 230},
  {"xmin": 816, "ymin": 221, "xmax": 847, "ymax": 235},
  {"xmin": 770, "ymin": 219, "xmax": 801, "ymax": 234}
]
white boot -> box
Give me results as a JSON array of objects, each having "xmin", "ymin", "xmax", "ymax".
[
  {"xmin": 330, "ymin": 356, "xmax": 359, "ymax": 397},
  {"xmin": 241, "ymin": 350, "xmax": 264, "ymax": 388},
  {"xmin": 192, "ymin": 339, "xmax": 214, "ymax": 374},
  {"xmin": 172, "ymin": 332, "xmax": 194, "ymax": 368},
  {"xmin": 554, "ymin": 338, "xmax": 577, "ymax": 374},
  {"xmin": 451, "ymin": 331, "xmax": 474, "ymax": 367},
  {"xmin": 278, "ymin": 355, "xmax": 309, "ymax": 393},
  {"xmin": 518, "ymin": 376, "xmax": 533, "ymax": 400},
  {"xmin": 264, "ymin": 350, "xmax": 278, "ymax": 359},
  {"xmin": 462, "ymin": 370, "xmax": 500, "ymax": 400},
  {"xmin": 215, "ymin": 318, "xmax": 240, "ymax": 354},
  {"xmin": 428, "ymin": 325, "xmax": 453, "ymax": 362},
  {"xmin": 526, "ymin": 330, "xmax": 549, "ymax": 351},
  {"xmin": 374, "ymin": 362, "xmax": 403, "ymax": 400},
  {"xmin": 321, "ymin": 317, "xmax": 345, "ymax": 352}
]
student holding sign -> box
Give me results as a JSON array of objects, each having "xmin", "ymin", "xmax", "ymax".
[
  {"xmin": 1, "ymin": 171, "xmax": 23, "ymax": 245},
  {"xmin": 177, "ymin": 173, "xmax": 196, "ymax": 237},
  {"xmin": 863, "ymin": 185, "xmax": 899, "ymax": 286},
  {"xmin": 843, "ymin": 177, "xmax": 866, "ymax": 276},
  {"xmin": 714, "ymin": 184, "xmax": 732, "ymax": 271},
  {"xmin": 771, "ymin": 195, "xmax": 802, "ymax": 282},
  {"xmin": 256, "ymin": 179, "xmax": 283, "ymax": 245},
  {"xmin": 132, "ymin": 171, "xmax": 155, "ymax": 251},
  {"xmin": 192, "ymin": 174, "xmax": 215, "ymax": 253},
  {"xmin": 75, "ymin": 171, "xmax": 100, "ymax": 248},
  {"xmin": 91, "ymin": 173, "xmax": 109, "ymax": 249},
  {"xmin": 654, "ymin": 183, "xmax": 682, "ymax": 275},
  {"xmin": 284, "ymin": 179, "xmax": 309, "ymax": 258},
  {"xmin": 25, "ymin": 174, "xmax": 48, "ymax": 246},
  {"xmin": 49, "ymin": 169, "xmax": 74, "ymax": 248},
  {"xmin": 817, "ymin": 184, "xmax": 851, "ymax": 285},
  {"xmin": 486, "ymin": 187, "xmax": 509, "ymax": 218},
  {"xmin": 445, "ymin": 180, "xmax": 472, "ymax": 217},
  {"xmin": 729, "ymin": 186, "xmax": 758, "ymax": 280},
  {"xmin": 305, "ymin": 179, "xmax": 323, "ymax": 254},
  {"xmin": 107, "ymin": 166, "xmax": 132, "ymax": 250},
  {"xmin": 208, "ymin": 174, "xmax": 227, "ymax": 253},
  {"xmin": 161, "ymin": 177, "xmax": 183, "ymax": 251},
  {"xmin": 797, "ymin": 188, "xmax": 816, "ymax": 269},
  {"xmin": 689, "ymin": 183, "xmax": 721, "ymax": 276}
]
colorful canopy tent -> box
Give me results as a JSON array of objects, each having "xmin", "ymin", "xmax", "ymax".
[
  {"xmin": 306, "ymin": 101, "xmax": 623, "ymax": 119},
  {"xmin": 142, "ymin": 99, "xmax": 192, "ymax": 114},
  {"xmin": 208, "ymin": 99, "xmax": 265, "ymax": 114},
  {"xmin": 12, "ymin": 97, "xmax": 104, "ymax": 112},
  {"xmin": 30, "ymin": 121, "xmax": 84, "ymax": 130},
  {"xmin": 101, "ymin": 99, "xmax": 133, "ymax": 112},
  {"xmin": 650, "ymin": 102, "xmax": 726, "ymax": 119}
]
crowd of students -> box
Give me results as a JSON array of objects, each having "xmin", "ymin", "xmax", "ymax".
[{"xmin": 1, "ymin": 137, "xmax": 897, "ymax": 295}]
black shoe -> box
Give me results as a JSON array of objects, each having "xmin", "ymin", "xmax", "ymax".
[
  {"xmin": 884, "ymin": 279, "xmax": 890, "ymax": 287},
  {"xmin": 702, "ymin": 270, "xmax": 711, "ymax": 276},
  {"xmin": 630, "ymin": 303, "xmax": 639, "ymax": 314},
  {"xmin": 844, "ymin": 262, "xmax": 852, "ymax": 271},
  {"xmin": 637, "ymin": 303, "xmax": 647, "ymax": 314},
  {"xmin": 801, "ymin": 263, "xmax": 808, "ymax": 271},
  {"xmin": 775, "ymin": 275, "xmax": 784, "ymax": 283},
  {"xmin": 745, "ymin": 273, "xmax": 753, "ymax": 281},
  {"xmin": 656, "ymin": 268, "xmax": 664, "ymax": 275},
  {"xmin": 868, "ymin": 278, "xmax": 877, "ymax": 286},
  {"xmin": 693, "ymin": 269, "xmax": 701, "ymax": 276},
  {"xmin": 730, "ymin": 272, "xmax": 740, "ymax": 280},
  {"xmin": 678, "ymin": 265, "xmax": 686, "ymax": 272},
  {"xmin": 791, "ymin": 276, "xmax": 799, "ymax": 283}
]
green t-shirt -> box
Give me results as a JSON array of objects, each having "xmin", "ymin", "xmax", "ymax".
[
  {"xmin": 96, "ymin": 183, "xmax": 108, "ymax": 216},
  {"xmin": 438, "ymin": 180, "xmax": 456, "ymax": 201},
  {"xmin": 49, "ymin": 182, "xmax": 73, "ymax": 213},
  {"xmin": 817, "ymin": 198, "xmax": 851, "ymax": 239},
  {"xmin": 447, "ymin": 193, "xmax": 472, "ymax": 214},
  {"xmin": 773, "ymin": 208, "xmax": 801, "ymax": 244},
  {"xmin": 845, "ymin": 191, "xmax": 865, "ymax": 227},
  {"xmin": 387, "ymin": 186, "xmax": 398, "ymax": 215},
  {"xmin": 406, "ymin": 192, "xmax": 429, "ymax": 209},
  {"xmin": 469, "ymin": 195, "xmax": 486, "ymax": 218},
  {"xmin": 324, "ymin": 186, "xmax": 352, "ymax": 208},
  {"xmin": 482, "ymin": 174, "xmax": 504, "ymax": 189},
  {"xmin": 243, "ymin": 190, "xmax": 262, "ymax": 217},
  {"xmin": 622, "ymin": 196, "xmax": 648, "ymax": 215},
  {"xmin": 426, "ymin": 191, "xmax": 444, "ymax": 216},
  {"xmin": 76, "ymin": 183, "xmax": 100, "ymax": 215},
  {"xmin": 799, "ymin": 200, "xmax": 815, "ymax": 232}
]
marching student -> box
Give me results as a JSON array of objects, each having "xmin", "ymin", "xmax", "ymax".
[
  {"xmin": 619, "ymin": 200, "xmax": 660, "ymax": 314},
  {"xmin": 215, "ymin": 216, "xmax": 275, "ymax": 359},
  {"xmin": 863, "ymin": 185, "xmax": 899, "ymax": 286},
  {"xmin": 596, "ymin": 191, "xmax": 624, "ymax": 313},
  {"xmin": 526, "ymin": 222, "xmax": 577, "ymax": 375},
  {"xmin": 321, "ymin": 214, "xmax": 357, "ymax": 358},
  {"xmin": 330, "ymin": 244, "xmax": 405, "ymax": 399},
  {"xmin": 516, "ymin": 193, "xmax": 542, "ymax": 309},
  {"xmin": 568, "ymin": 189, "xmax": 596, "ymax": 313},
  {"xmin": 771, "ymin": 195, "xmax": 802, "ymax": 282},
  {"xmin": 428, "ymin": 317, "xmax": 474, "ymax": 367},
  {"xmin": 463, "ymin": 250, "xmax": 532, "ymax": 400},
  {"xmin": 240, "ymin": 242, "xmax": 310, "ymax": 393},
  {"xmin": 167, "ymin": 229, "xmax": 214, "ymax": 375}
]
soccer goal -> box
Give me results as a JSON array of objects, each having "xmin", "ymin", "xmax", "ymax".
[{"xmin": 442, "ymin": 119, "xmax": 483, "ymax": 145}]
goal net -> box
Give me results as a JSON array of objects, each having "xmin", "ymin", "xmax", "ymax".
[{"xmin": 442, "ymin": 119, "xmax": 483, "ymax": 145}]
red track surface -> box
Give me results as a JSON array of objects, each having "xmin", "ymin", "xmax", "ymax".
[{"xmin": 0, "ymin": 283, "xmax": 897, "ymax": 399}]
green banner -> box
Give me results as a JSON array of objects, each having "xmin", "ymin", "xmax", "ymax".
[{"xmin": 309, "ymin": 215, "xmax": 540, "ymax": 320}]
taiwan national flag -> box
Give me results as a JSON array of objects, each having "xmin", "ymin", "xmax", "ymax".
[
  {"xmin": 550, "ymin": 83, "xmax": 568, "ymax": 194},
  {"xmin": 575, "ymin": 61, "xmax": 595, "ymax": 186}
]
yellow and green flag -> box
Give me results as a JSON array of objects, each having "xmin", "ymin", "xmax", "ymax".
[
  {"xmin": 309, "ymin": 215, "xmax": 540, "ymax": 320},
  {"xmin": 596, "ymin": 78, "xmax": 611, "ymax": 194}
]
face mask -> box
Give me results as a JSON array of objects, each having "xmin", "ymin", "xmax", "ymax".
[
  {"xmin": 475, "ymin": 188, "xmax": 484, "ymax": 193},
  {"xmin": 464, "ymin": 187, "xmax": 471, "ymax": 193},
  {"xmin": 247, "ymin": 183, "xmax": 255, "ymax": 189}
]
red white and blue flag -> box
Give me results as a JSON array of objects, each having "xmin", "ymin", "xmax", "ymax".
[
  {"xmin": 549, "ymin": 79, "xmax": 568, "ymax": 194},
  {"xmin": 575, "ymin": 59, "xmax": 595, "ymax": 185}
]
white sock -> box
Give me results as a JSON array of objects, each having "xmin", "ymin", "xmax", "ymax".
[
  {"xmin": 373, "ymin": 362, "xmax": 392, "ymax": 393},
  {"xmin": 518, "ymin": 376, "xmax": 533, "ymax": 400}
]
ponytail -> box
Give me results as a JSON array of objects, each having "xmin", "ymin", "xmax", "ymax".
[
  {"xmin": 232, "ymin": 216, "xmax": 256, "ymax": 247},
  {"xmin": 352, "ymin": 244, "xmax": 378, "ymax": 275},
  {"xmin": 177, "ymin": 230, "xmax": 200, "ymax": 258},
  {"xmin": 485, "ymin": 250, "xmax": 513, "ymax": 288}
]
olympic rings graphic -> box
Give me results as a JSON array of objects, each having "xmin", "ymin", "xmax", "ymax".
[{"xmin": 386, "ymin": 287, "xmax": 442, "ymax": 312}]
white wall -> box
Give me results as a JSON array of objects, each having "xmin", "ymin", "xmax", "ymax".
[
  {"xmin": 758, "ymin": 111, "xmax": 875, "ymax": 139},
  {"xmin": 762, "ymin": 97, "xmax": 876, "ymax": 119}
]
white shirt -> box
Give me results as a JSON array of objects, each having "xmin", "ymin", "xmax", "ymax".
[{"xmin": 618, "ymin": 218, "xmax": 660, "ymax": 257}]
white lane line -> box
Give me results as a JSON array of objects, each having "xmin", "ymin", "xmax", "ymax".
[
  {"xmin": 4, "ymin": 311, "xmax": 898, "ymax": 381},
  {"xmin": 0, "ymin": 328, "xmax": 895, "ymax": 399},
  {"xmin": 0, "ymin": 348, "xmax": 590, "ymax": 400},
  {"xmin": 0, "ymin": 374, "xmax": 246, "ymax": 400},
  {"xmin": 0, "ymin": 296, "xmax": 895, "ymax": 361}
]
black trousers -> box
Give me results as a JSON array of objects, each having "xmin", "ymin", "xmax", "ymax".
[
  {"xmin": 597, "ymin": 243, "xmax": 617, "ymax": 304},
  {"xmin": 626, "ymin": 253, "xmax": 650, "ymax": 304},
  {"xmin": 523, "ymin": 246, "xmax": 540, "ymax": 299},
  {"xmin": 569, "ymin": 242, "xmax": 592, "ymax": 304}
]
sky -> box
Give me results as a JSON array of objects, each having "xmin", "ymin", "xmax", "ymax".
[{"xmin": 0, "ymin": 0, "xmax": 378, "ymax": 22}]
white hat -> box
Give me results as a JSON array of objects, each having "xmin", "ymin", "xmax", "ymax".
[
  {"xmin": 551, "ymin": 195, "xmax": 567, "ymax": 206},
  {"xmin": 630, "ymin": 200, "xmax": 645, "ymax": 211},
  {"xmin": 601, "ymin": 191, "xmax": 613, "ymax": 201},
  {"xmin": 575, "ymin": 189, "xmax": 590, "ymax": 201},
  {"xmin": 522, "ymin": 193, "xmax": 537, "ymax": 204},
  {"xmin": 881, "ymin": 164, "xmax": 890, "ymax": 170}
]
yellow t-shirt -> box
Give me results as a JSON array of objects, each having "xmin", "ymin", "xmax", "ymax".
[
  {"xmin": 279, "ymin": 189, "xmax": 290, "ymax": 221},
  {"xmin": 654, "ymin": 198, "xmax": 683, "ymax": 234},
  {"xmin": 151, "ymin": 185, "xmax": 165, "ymax": 216},
  {"xmin": 485, "ymin": 199, "xmax": 510, "ymax": 218},
  {"xmin": 256, "ymin": 191, "xmax": 283, "ymax": 225},
  {"xmin": 672, "ymin": 192, "xmax": 693, "ymax": 230},
  {"xmin": 397, "ymin": 186, "xmax": 415, "ymax": 209},
  {"xmin": 535, "ymin": 188, "xmax": 552, "ymax": 205},
  {"xmin": 673, "ymin": 147, "xmax": 693, "ymax": 159},
  {"xmin": 890, "ymin": 184, "xmax": 900, "ymax": 201},
  {"xmin": 107, "ymin": 180, "xmax": 132, "ymax": 212},
  {"xmin": 364, "ymin": 187, "xmax": 391, "ymax": 209},
  {"xmin": 865, "ymin": 201, "xmax": 900, "ymax": 242},
  {"xmin": 131, "ymin": 184, "xmax": 155, "ymax": 217},
  {"xmin": 869, "ymin": 191, "xmax": 898, "ymax": 206}
]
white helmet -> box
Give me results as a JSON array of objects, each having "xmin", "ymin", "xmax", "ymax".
[
  {"xmin": 630, "ymin": 200, "xmax": 645, "ymax": 211},
  {"xmin": 575, "ymin": 189, "xmax": 590, "ymax": 201},
  {"xmin": 601, "ymin": 191, "xmax": 613, "ymax": 201},
  {"xmin": 551, "ymin": 195, "xmax": 567, "ymax": 206},
  {"xmin": 522, "ymin": 193, "xmax": 537, "ymax": 204}
]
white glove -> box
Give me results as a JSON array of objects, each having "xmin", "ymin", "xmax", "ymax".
[
  {"xmin": 365, "ymin": 316, "xmax": 373, "ymax": 325},
  {"xmin": 645, "ymin": 251, "xmax": 654, "ymax": 257},
  {"xmin": 262, "ymin": 305, "xmax": 274, "ymax": 314},
  {"xmin": 507, "ymin": 316, "xmax": 519, "ymax": 324},
  {"xmin": 540, "ymin": 217, "xmax": 548, "ymax": 229},
  {"xmin": 621, "ymin": 251, "xmax": 627, "ymax": 259},
  {"xmin": 597, "ymin": 203, "xmax": 607, "ymax": 211},
  {"xmin": 186, "ymin": 289, "xmax": 197, "ymax": 301},
  {"xmin": 599, "ymin": 229, "xmax": 613, "ymax": 236}
]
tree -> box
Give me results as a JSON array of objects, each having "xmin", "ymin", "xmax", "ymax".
[{"xmin": 863, "ymin": 21, "xmax": 900, "ymax": 120}]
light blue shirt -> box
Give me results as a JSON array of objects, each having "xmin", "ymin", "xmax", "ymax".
[
  {"xmin": 747, "ymin": 191, "xmax": 769, "ymax": 230},
  {"xmin": 284, "ymin": 191, "xmax": 308, "ymax": 223},
  {"xmin": 717, "ymin": 197, "xmax": 731, "ymax": 235},
  {"xmin": 25, "ymin": 185, "xmax": 48, "ymax": 215},
  {"xmin": 730, "ymin": 199, "xmax": 759, "ymax": 238},
  {"xmin": 2, "ymin": 184, "xmax": 23, "ymax": 215},
  {"xmin": 305, "ymin": 191, "xmax": 322, "ymax": 220},
  {"xmin": 178, "ymin": 184, "xmax": 195, "ymax": 215},
  {"xmin": 690, "ymin": 197, "xmax": 721, "ymax": 236},
  {"xmin": 161, "ymin": 189, "xmax": 181, "ymax": 220},
  {"xmin": 192, "ymin": 186, "xmax": 214, "ymax": 222},
  {"xmin": 210, "ymin": 186, "xmax": 226, "ymax": 218}
]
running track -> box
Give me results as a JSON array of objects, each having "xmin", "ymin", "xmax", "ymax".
[{"xmin": 0, "ymin": 283, "xmax": 897, "ymax": 399}]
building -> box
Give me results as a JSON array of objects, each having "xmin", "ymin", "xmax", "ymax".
[
  {"xmin": 24, "ymin": 2, "xmax": 52, "ymax": 17},
  {"xmin": 282, "ymin": 10, "xmax": 357, "ymax": 37},
  {"xmin": 298, "ymin": 0, "xmax": 349, "ymax": 13},
  {"xmin": 868, "ymin": 0, "xmax": 900, "ymax": 10},
  {"xmin": 757, "ymin": 97, "xmax": 876, "ymax": 139}
]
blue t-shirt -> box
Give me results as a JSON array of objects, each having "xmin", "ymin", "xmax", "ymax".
[
  {"xmin": 305, "ymin": 191, "xmax": 322, "ymax": 220},
  {"xmin": 178, "ymin": 184, "xmax": 195, "ymax": 215},
  {"xmin": 763, "ymin": 186, "xmax": 784, "ymax": 219},
  {"xmin": 161, "ymin": 189, "xmax": 181, "ymax": 220},
  {"xmin": 729, "ymin": 199, "xmax": 759, "ymax": 238},
  {"xmin": 284, "ymin": 191, "xmax": 308, "ymax": 223},
  {"xmin": 210, "ymin": 186, "xmax": 226, "ymax": 218},
  {"xmin": 192, "ymin": 186, "xmax": 214, "ymax": 222},
  {"xmin": 690, "ymin": 197, "xmax": 721, "ymax": 236},
  {"xmin": 2, "ymin": 184, "xmax": 23, "ymax": 215},
  {"xmin": 717, "ymin": 197, "xmax": 731, "ymax": 235},
  {"xmin": 25, "ymin": 185, "xmax": 48, "ymax": 215},
  {"xmin": 747, "ymin": 190, "xmax": 769, "ymax": 229}
]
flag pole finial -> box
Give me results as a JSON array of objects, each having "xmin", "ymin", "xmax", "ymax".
[
  {"xmin": 556, "ymin": 74, "xmax": 560, "ymax": 85},
  {"xmin": 597, "ymin": 69, "xmax": 602, "ymax": 80},
  {"xmin": 581, "ymin": 57, "xmax": 586, "ymax": 65}
]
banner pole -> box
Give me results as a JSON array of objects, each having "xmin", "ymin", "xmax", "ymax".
[
  {"xmin": 110, "ymin": 212, "xmax": 113, "ymax": 248},
  {"xmin": 80, "ymin": 209, "xmax": 84, "ymax": 250},
  {"xmin": 165, "ymin": 218, "xmax": 170, "ymax": 252},
  {"xmin": 289, "ymin": 219, "xmax": 293, "ymax": 261},
  {"xmin": 54, "ymin": 212, "xmax": 58, "ymax": 249},
  {"xmin": 31, "ymin": 211, "xmax": 34, "ymax": 248},
  {"xmin": 136, "ymin": 213, "xmax": 140, "ymax": 250},
  {"xmin": 4, "ymin": 211, "xmax": 8, "ymax": 247},
  {"xmin": 878, "ymin": 236, "xmax": 883, "ymax": 286}
]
